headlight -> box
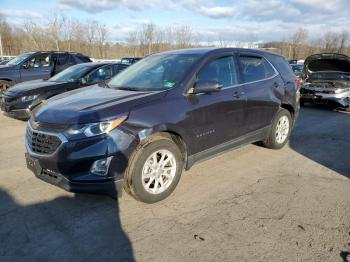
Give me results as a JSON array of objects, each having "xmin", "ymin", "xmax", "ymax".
[
  {"xmin": 21, "ymin": 95, "xmax": 38, "ymax": 102},
  {"xmin": 334, "ymin": 88, "xmax": 349, "ymax": 94},
  {"xmin": 64, "ymin": 116, "xmax": 128, "ymax": 139}
]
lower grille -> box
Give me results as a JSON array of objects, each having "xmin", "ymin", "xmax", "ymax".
[
  {"xmin": 26, "ymin": 127, "xmax": 62, "ymax": 155},
  {"xmin": 41, "ymin": 169, "xmax": 59, "ymax": 180}
]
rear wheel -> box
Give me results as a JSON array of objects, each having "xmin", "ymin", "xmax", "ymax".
[
  {"xmin": 125, "ymin": 135, "xmax": 184, "ymax": 203},
  {"xmin": 263, "ymin": 108, "xmax": 292, "ymax": 149}
]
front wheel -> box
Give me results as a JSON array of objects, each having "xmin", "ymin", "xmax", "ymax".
[
  {"xmin": 263, "ymin": 108, "xmax": 292, "ymax": 149},
  {"xmin": 0, "ymin": 80, "xmax": 13, "ymax": 94},
  {"xmin": 125, "ymin": 135, "xmax": 184, "ymax": 203}
]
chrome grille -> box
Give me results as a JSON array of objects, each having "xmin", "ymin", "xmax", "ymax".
[{"xmin": 26, "ymin": 127, "xmax": 62, "ymax": 155}]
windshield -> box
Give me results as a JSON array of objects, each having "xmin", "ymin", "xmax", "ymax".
[
  {"xmin": 109, "ymin": 54, "xmax": 200, "ymax": 91},
  {"xmin": 49, "ymin": 64, "xmax": 92, "ymax": 82},
  {"xmin": 7, "ymin": 52, "xmax": 35, "ymax": 66}
]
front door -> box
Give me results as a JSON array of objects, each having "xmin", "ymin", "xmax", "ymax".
[
  {"xmin": 20, "ymin": 53, "xmax": 53, "ymax": 82},
  {"xmin": 186, "ymin": 55, "xmax": 247, "ymax": 154}
]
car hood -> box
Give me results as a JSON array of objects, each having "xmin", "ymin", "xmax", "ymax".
[
  {"xmin": 0, "ymin": 64, "xmax": 16, "ymax": 72},
  {"xmin": 5, "ymin": 80, "xmax": 77, "ymax": 97},
  {"xmin": 33, "ymin": 86, "xmax": 166, "ymax": 124},
  {"xmin": 304, "ymin": 53, "xmax": 350, "ymax": 77}
]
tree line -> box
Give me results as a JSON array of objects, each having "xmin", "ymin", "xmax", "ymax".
[{"xmin": 0, "ymin": 14, "xmax": 349, "ymax": 60}]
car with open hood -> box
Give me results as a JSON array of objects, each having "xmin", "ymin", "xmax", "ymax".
[
  {"xmin": 24, "ymin": 48, "xmax": 299, "ymax": 203},
  {"xmin": 1, "ymin": 62, "xmax": 128, "ymax": 120},
  {"xmin": 300, "ymin": 53, "xmax": 350, "ymax": 110},
  {"xmin": 0, "ymin": 51, "xmax": 91, "ymax": 93}
]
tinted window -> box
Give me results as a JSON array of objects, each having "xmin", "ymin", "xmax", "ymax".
[
  {"xmin": 197, "ymin": 56, "xmax": 238, "ymax": 87},
  {"xmin": 57, "ymin": 54, "xmax": 71, "ymax": 65},
  {"xmin": 26, "ymin": 53, "xmax": 50, "ymax": 68},
  {"xmin": 49, "ymin": 65, "xmax": 92, "ymax": 82},
  {"xmin": 239, "ymin": 55, "xmax": 276, "ymax": 83},
  {"xmin": 113, "ymin": 64, "xmax": 129, "ymax": 74},
  {"xmin": 76, "ymin": 55, "xmax": 91, "ymax": 63},
  {"xmin": 86, "ymin": 66, "xmax": 113, "ymax": 84}
]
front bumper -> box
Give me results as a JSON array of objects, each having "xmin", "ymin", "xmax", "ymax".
[
  {"xmin": 300, "ymin": 88, "xmax": 350, "ymax": 109},
  {"xmin": 25, "ymin": 123, "xmax": 138, "ymax": 197},
  {"xmin": 0, "ymin": 97, "xmax": 32, "ymax": 120},
  {"xmin": 26, "ymin": 153, "xmax": 124, "ymax": 197}
]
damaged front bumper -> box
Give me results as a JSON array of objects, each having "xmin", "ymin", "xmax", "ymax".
[{"xmin": 300, "ymin": 85, "xmax": 350, "ymax": 109}]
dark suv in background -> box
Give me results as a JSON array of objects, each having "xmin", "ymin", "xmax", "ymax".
[
  {"xmin": 1, "ymin": 62, "xmax": 129, "ymax": 120},
  {"xmin": 0, "ymin": 51, "xmax": 91, "ymax": 92},
  {"xmin": 25, "ymin": 48, "xmax": 299, "ymax": 203}
]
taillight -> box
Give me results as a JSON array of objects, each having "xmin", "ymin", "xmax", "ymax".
[{"xmin": 295, "ymin": 77, "xmax": 302, "ymax": 90}]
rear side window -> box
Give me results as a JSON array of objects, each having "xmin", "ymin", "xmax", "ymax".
[
  {"xmin": 197, "ymin": 56, "xmax": 238, "ymax": 87},
  {"xmin": 76, "ymin": 55, "xmax": 92, "ymax": 63},
  {"xmin": 239, "ymin": 55, "xmax": 276, "ymax": 83},
  {"xmin": 57, "ymin": 54, "xmax": 71, "ymax": 65}
]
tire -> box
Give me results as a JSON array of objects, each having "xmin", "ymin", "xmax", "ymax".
[
  {"xmin": 263, "ymin": 108, "xmax": 292, "ymax": 150},
  {"xmin": 125, "ymin": 134, "xmax": 184, "ymax": 203},
  {"xmin": 0, "ymin": 80, "xmax": 13, "ymax": 94}
]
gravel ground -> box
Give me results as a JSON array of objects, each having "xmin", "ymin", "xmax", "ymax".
[{"xmin": 0, "ymin": 106, "xmax": 350, "ymax": 262}]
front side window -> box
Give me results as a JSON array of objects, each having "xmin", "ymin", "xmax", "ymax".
[
  {"xmin": 86, "ymin": 66, "xmax": 113, "ymax": 84},
  {"xmin": 26, "ymin": 54, "xmax": 50, "ymax": 68},
  {"xmin": 239, "ymin": 55, "xmax": 276, "ymax": 83},
  {"xmin": 109, "ymin": 54, "xmax": 200, "ymax": 91},
  {"xmin": 197, "ymin": 56, "xmax": 238, "ymax": 87}
]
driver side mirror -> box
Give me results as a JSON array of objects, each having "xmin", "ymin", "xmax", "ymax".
[{"xmin": 189, "ymin": 80, "xmax": 223, "ymax": 94}]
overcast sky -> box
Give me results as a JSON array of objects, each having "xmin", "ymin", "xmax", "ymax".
[{"xmin": 1, "ymin": 0, "xmax": 349, "ymax": 43}]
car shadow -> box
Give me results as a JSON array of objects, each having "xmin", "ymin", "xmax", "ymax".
[
  {"xmin": 0, "ymin": 188, "xmax": 134, "ymax": 262},
  {"xmin": 289, "ymin": 105, "xmax": 350, "ymax": 178}
]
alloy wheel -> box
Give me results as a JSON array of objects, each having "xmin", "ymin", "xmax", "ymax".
[{"xmin": 141, "ymin": 149, "xmax": 177, "ymax": 194}]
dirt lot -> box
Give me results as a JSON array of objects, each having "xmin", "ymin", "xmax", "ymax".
[{"xmin": 0, "ymin": 106, "xmax": 350, "ymax": 262}]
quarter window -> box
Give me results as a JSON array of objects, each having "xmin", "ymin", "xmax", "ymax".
[
  {"xmin": 197, "ymin": 56, "xmax": 238, "ymax": 87},
  {"xmin": 239, "ymin": 55, "xmax": 276, "ymax": 83}
]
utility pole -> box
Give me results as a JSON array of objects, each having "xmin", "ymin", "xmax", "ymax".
[{"xmin": 0, "ymin": 34, "xmax": 3, "ymax": 57}]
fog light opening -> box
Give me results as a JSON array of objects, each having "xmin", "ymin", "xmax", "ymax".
[{"xmin": 90, "ymin": 157, "xmax": 113, "ymax": 176}]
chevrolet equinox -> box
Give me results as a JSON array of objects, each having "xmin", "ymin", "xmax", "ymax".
[{"xmin": 25, "ymin": 48, "xmax": 299, "ymax": 203}]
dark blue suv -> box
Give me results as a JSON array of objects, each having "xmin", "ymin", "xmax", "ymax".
[
  {"xmin": 0, "ymin": 51, "xmax": 91, "ymax": 92},
  {"xmin": 25, "ymin": 48, "xmax": 299, "ymax": 203}
]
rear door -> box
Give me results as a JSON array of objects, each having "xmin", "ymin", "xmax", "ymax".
[
  {"xmin": 237, "ymin": 53, "xmax": 284, "ymax": 133},
  {"xmin": 20, "ymin": 53, "xmax": 53, "ymax": 81},
  {"xmin": 186, "ymin": 54, "xmax": 247, "ymax": 153},
  {"xmin": 52, "ymin": 53, "xmax": 75, "ymax": 75}
]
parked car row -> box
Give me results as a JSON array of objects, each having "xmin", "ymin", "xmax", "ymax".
[
  {"xmin": 0, "ymin": 51, "xmax": 92, "ymax": 92},
  {"xmin": 6, "ymin": 47, "xmax": 299, "ymax": 203}
]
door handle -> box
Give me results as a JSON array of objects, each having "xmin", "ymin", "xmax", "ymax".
[
  {"xmin": 42, "ymin": 69, "xmax": 50, "ymax": 72},
  {"xmin": 233, "ymin": 91, "xmax": 245, "ymax": 98}
]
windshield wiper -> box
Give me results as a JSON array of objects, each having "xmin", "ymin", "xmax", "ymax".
[{"xmin": 114, "ymin": 86, "xmax": 141, "ymax": 91}]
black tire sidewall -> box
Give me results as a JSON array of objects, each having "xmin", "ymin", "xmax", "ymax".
[
  {"xmin": 266, "ymin": 109, "xmax": 292, "ymax": 149},
  {"xmin": 128, "ymin": 138, "xmax": 183, "ymax": 203}
]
